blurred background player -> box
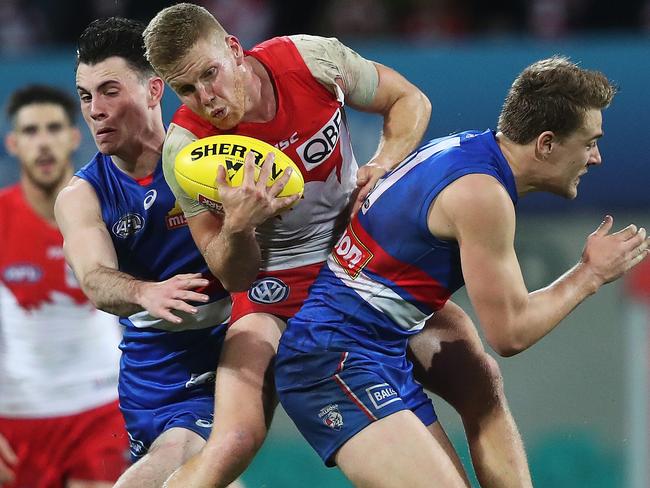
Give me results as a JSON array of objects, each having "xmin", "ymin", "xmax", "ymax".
[
  {"xmin": 0, "ymin": 84, "xmax": 127, "ymax": 487},
  {"xmin": 54, "ymin": 18, "xmax": 242, "ymax": 488},
  {"xmin": 145, "ymin": 4, "xmax": 530, "ymax": 487}
]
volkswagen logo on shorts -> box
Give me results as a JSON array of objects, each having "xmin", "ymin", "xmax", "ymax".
[{"xmin": 248, "ymin": 277, "xmax": 289, "ymax": 304}]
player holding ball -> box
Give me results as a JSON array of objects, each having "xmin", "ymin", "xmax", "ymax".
[{"xmin": 145, "ymin": 3, "xmax": 531, "ymax": 487}]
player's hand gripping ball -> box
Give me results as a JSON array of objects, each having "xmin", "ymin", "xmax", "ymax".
[{"xmin": 174, "ymin": 134, "xmax": 304, "ymax": 209}]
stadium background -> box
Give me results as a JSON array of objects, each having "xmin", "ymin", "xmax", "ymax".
[{"xmin": 0, "ymin": 1, "xmax": 648, "ymax": 486}]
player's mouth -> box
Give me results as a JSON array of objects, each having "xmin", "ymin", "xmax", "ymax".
[
  {"xmin": 96, "ymin": 127, "xmax": 116, "ymax": 140},
  {"xmin": 210, "ymin": 107, "xmax": 226, "ymax": 119},
  {"xmin": 35, "ymin": 155, "xmax": 56, "ymax": 169}
]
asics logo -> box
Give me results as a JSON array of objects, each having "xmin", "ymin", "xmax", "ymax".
[{"xmin": 143, "ymin": 189, "xmax": 157, "ymax": 210}]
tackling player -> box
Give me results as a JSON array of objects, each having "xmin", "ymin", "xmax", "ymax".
[{"xmin": 54, "ymin": 18, "xmax": 243, "ymax": 488}]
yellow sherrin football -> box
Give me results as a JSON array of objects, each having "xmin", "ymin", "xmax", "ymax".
[{"xmin": 174, "ymin": 134, "xmax": 305, "ymax": 209}]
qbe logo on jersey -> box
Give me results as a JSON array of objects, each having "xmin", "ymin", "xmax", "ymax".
[
  {"xmin": 248, "ymin": 277, "xmax": 289, "ymax": 304},
  {"xmin": 296, "ymin": 109, "xmax": 341, "ymax": 170},
  {"xmin": 332, "ymin": 226, "xmax": 373, "ymax": 279}
]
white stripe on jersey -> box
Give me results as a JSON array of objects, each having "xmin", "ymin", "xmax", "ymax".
[
  {"xmin": 128, "ymin": 295, "xmax": 231, "ymax": 331},
  {"xmin": 327, "ymin": 257, "xmax": 433, "ymax": 332},
  {"xmin": 362, "ymin": 137, "xmax": 461, "ymax": 214},
  {"xmin": 0, "ymin": 284, "xmax": 120, "ymax": 417}
]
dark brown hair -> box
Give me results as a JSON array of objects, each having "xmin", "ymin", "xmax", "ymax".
[{"xmin": 498, "ymin": 56, "xmax": 616, "ymax": 144}]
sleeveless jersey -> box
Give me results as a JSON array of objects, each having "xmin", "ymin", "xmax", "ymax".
[
  {"xmin": 0, "ymin": 185, "xmax": 120, "ymax": 417},
  {"xmin": 165, "ymin": 36, "xmax": 358, "ymax": 271},
  {"xmin": 75, "ymin": 154, "xmax": 230, "ymax": 408},
  {"xmin": 282, "ymin": 130, "xmax": 518, "ymax": 357}
]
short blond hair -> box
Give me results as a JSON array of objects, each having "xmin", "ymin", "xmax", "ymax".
[{"xmin": 143, "ymin": 3, "xmax": 227, "ymax": 78}]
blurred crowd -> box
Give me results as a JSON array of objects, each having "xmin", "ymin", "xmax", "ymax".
[{"xmin": 2, "ymin": 0, "xmax": 650, "ymax": 54}]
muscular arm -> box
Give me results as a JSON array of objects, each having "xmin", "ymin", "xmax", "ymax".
[
  {"xmin": 185, "ymin": 205, "xmax": 261, "ymax": 293},
  {"xmin": 293, "ymin": 35, "xmax": 431, "ymax": 213},
  {"xmin": 55, "ymin": 178, "xmax": 141, "ymax": 316},
  {"xmin": 347, "ymin": 62, "xmax": 431, "ymax": 172},
  {"xmin": 431, "ymin": 174, "xmax": 648, "ymax": 356},
  {"xmin": 55, "ymin": 178, "xmax": 208, "ymax": 322}
]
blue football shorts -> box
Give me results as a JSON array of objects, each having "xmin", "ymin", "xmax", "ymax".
[
  {"xmin": 275, "ymin": 343, "xmax": 437, "ymax": 466},
  {"xmin": 120, "ymin": 397, "xmax": 215, "ymax": 461}
]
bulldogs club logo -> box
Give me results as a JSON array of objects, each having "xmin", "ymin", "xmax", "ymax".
[{"xmin": 319, "ymin": 404, "xmax": 344, "ymax": 431}]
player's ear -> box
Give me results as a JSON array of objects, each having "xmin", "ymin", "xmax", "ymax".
[
  {"xmin": 535, "ymin": 131, "xmax": 555, "ymax": 160},
  {"xmin": 69, "ymin": 126, "xmax": 82, "ymax": 152},
  {"xmin": 4, "ymin": 132, "xmax": 17, "ymax": 156},
  {"xmin": 227, "ymin": 36, "xmax": 244, "ymax": 65},
  {"xmin": 148, "ymin": 76, "xmax": 165, "ymax": 107}
]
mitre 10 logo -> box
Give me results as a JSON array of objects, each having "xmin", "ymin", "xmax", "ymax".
[{"xmin": 332, "ymin": 226, "xmax": 373, "ymax": 279}]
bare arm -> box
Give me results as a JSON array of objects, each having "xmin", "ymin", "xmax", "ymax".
[
  {"xmin": 431, "ymin": 174, "xmax": 649, "ymax": 356},
  {"xmin": 292, "ymin": 35, "xmax": 430, "ymax": 214},
  {"xmin": 185, "ymin": 152, "xmax": 299, "ymax": 291},
  {"xmin": 348, "ymin": 63, "xmax": 431, "ymax": 213},
  {"xmin": 54, "ymin": 178, "xmax": 209, "ymax": 323},
  {"xmin": 184, "ymin": 205, "xmax": 260, "ymax": 293}
]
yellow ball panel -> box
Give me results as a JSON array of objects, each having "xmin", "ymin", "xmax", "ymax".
[{"xmin": 174, "ymin": 134, "xmax": 305, "ymax": 205}]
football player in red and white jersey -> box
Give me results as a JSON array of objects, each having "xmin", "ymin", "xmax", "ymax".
[
  {"xmin": 0, "ymin": 85, "xmax": 128, "ymax": 488},
  {"xmin": 144, "ymin": 4, "xmax": 531, "ymax": 487}
]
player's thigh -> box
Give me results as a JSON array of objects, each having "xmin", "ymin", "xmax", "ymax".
[
  {"xmin": 214, "ymin": 313, "xmax": 285, "ymax": 427},
  {"xmin": 409, "ymin": 300, "xmax": 481, "ymax": 359},
  {"xmin": 426, "ymin": 420, "xmax": 471, "ymax": 484},
  {"xmin": 334, "ymin": 411, "xmax": 468, "ymax": 488},
  {"xmin": 408, "ymin": 300, "xmax": 494, "ymax": 395},
  {"xmin": 123, "ymin": 427, "xmax": 205, "ymax": 476}
]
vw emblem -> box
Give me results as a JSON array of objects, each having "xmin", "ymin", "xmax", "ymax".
[{"xmin": 248, "ymin": 277, "xmax": 289, "ymax": 304}]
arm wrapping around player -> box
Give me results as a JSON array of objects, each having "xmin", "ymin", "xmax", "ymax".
[
  {"xmin": 294, "ymin": 35, "xmax": 431, "ymax": 212},
  {"xmin": 353, "ymin": 62, "xmax": 431, "ymax": 172},
  {"xmin": 295, "ymin": 35, "xmax": 431, "ymax": 169},
  {"xmin": 54, "ymin": 178, "xmax": 208, "ymax": 323},
  {"xmin": 432, "ymin": 174, "xmax": 649, "ymax": 356}
]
